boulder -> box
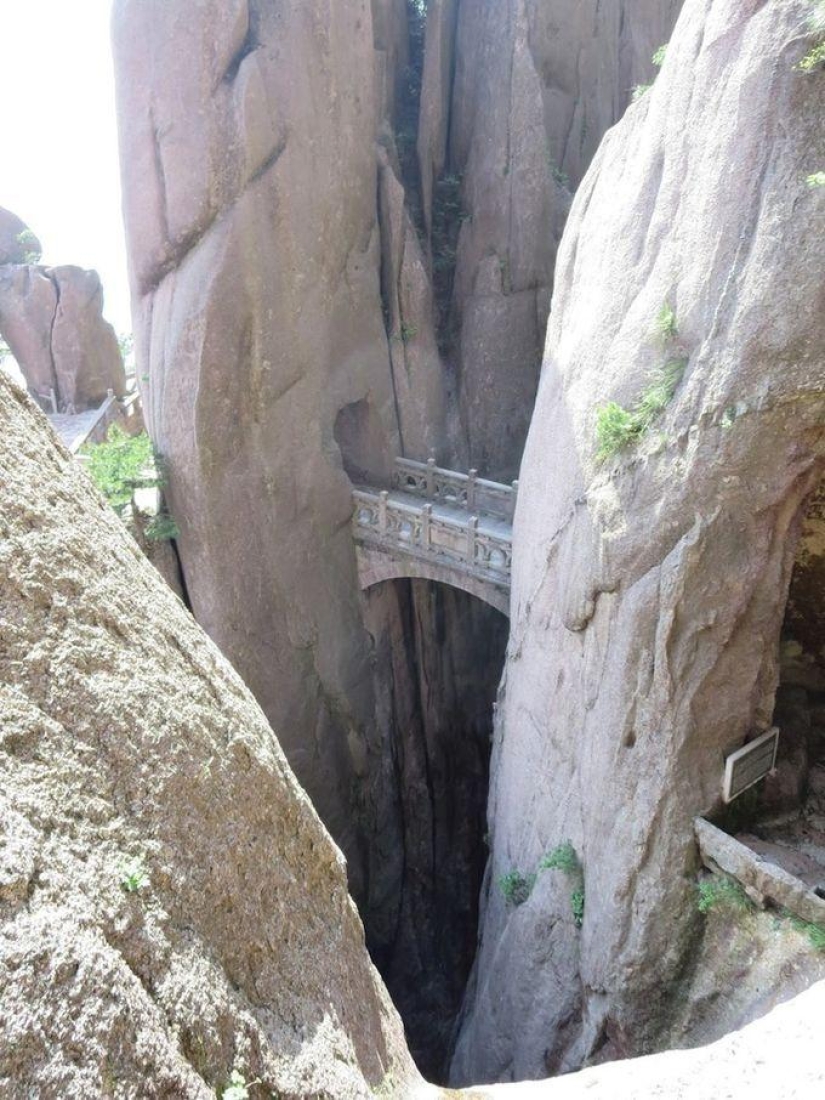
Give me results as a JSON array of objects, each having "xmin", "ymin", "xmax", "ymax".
[
  {"xmin": 0, "ymin": 263, "xmax": 126, "ymax": 411},
  {"xmin": 0, "ymin": 264, "xmax": 58, "ymax": 399},
  {"xmin": 0, "ymin": 373, "xmax": 414, "ymax": 1098},
  {"xmin": 0, "ymin": 206, "xmax": 41, "ymax": 265},
  {"xmin": 453, "ymin": 0, "xmax": 825, "ymax": 1082},
  {"xmin": 48, "ymin": 265, "xmax": 127, "ymax": 408}
]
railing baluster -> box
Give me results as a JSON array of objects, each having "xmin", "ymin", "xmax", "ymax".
[
  {"xmin": 467, "ymin": 468, "xmax": 477, "ymax": 512},
  {"xmin": 426, "ymin": 456, "xmax": 436, "ymax": 500},
  {"xmin": 511, "ymin": 479, "xmax": 519, "ymax": 521},
  {"xmin": 379, "ymin": 490, "xmax": 389, "ymax": 535},
  {"xmin": 467, "ymin": 515, "xmax": 479, "ymax": 563},
  {"xmin": 422, "ymin": 504, "xmax": 432, "ymax": 550}
]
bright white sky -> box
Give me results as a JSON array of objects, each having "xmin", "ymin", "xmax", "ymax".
[{"xmin": 2, "ymin": 0, "xmax": 131, "ymax": 335}]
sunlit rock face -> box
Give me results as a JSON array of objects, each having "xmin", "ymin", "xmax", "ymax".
[
  {"xmin": 113, "ymin": 0, "xmax": 408, "ymax": 871},
  {"xmin": 0, "ymin": 373, "xmax": 414, "ymax": 1099},
  {"xmin": 452, "ymin": 0, "xmax": 825, "ymax": 1084}
]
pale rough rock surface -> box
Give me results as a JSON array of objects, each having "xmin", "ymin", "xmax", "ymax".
[
  {"xmin": 0, "ymin": 374, "xmax": 414, "ymax": 1098},
  {"xmin": 458, "ymin": 979, "xmax": 825, "ymax": 1098},
  {"xmin": 453, "ymin": 0, "xmax": 825, "ymax": 1083},
  {"xmin": 0, "ymin": 260, "xmax": 126, "ymax": 410}
]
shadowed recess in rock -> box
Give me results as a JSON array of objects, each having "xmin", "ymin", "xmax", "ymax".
[{"xmin": 361, "ymin": 577, "xmax": 508, "ymax": 1082}]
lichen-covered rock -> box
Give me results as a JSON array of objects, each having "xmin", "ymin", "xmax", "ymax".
[
  {"xmin": 0, "ymin": 374, "xmax": 414, "ymax": 1098},
  {"xmin": 453, "ymin": 0, "xmax": 825, "ymax": 1083}
]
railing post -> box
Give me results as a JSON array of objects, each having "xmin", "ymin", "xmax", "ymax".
[
  {"xmin": 49, "ymin": 387, "xmax": 58, "ymax": 414},
  {"xmin": 511, "ymin": 479, "xmax": 519, "ymax": 521},
  {"xmin": 379, "ymin": 490, "xmax": 389, "ymax": 536},
  {"xmin": 467, "ymin": 468, "xmax": 478, "ymax": 512},
  {"xmin": 467, "ymin": 515, "xmax": 479, "ymax": 563},
  {"xmin": 426, "ymin": 456, "xmax": 436, "ymax": 500},
  {"xmin": 422, "ymin": 504, "xmax": 432, "ymax": 551}
]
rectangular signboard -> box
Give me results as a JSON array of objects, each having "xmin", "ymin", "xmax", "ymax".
[{"xmin": 723, "ymin": 728, "xmax": 780, "ymax": 803}]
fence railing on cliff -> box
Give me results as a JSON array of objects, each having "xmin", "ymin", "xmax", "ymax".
[
  {"xmin": 352, "ymin": 458, "xmax": 514, "ymax": 587},
  {"xmin": 392, "ymin": 457, "xmax": 519, "ymax": 521}
]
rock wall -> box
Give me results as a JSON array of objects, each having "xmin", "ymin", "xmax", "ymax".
[
  {"xmin": 452, "ymin": 0, "xmax": 825, "ymax": 1082},
  {"xmin": 0, "ymin": 373, "xmax": 414, "ymax": 1098},
  {"xmin": 114, "ymin": 0, "xmax": 408, "ymax": 875},
  {"xmin": 433, "ymin": 0, "xmax": 684, "ymax": 478}
]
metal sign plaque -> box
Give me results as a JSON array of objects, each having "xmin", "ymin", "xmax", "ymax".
[{"xmin": 723, "ymin": 728, "xmax": 780, "ymax": 803}]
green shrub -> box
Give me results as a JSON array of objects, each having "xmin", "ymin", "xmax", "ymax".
[
  {"xmin": 16, "ymin": 229, "xmax": 41, "ymax": 264},
  {"xmin": 654, "ymin": 300, "xmax": 679, "ymax": 342},
  {"xmin": 146, "ymin": 512, "xmax": 180, "ymax": 542},
  {"xmin": 696, "ymin": 876, "xmax": 752, "ymax": 914},
  {"xmin": 595, "ymin": 359, "xmax": 686, "ymax": 461},
  {"xmin": 652, "ymin": 44, "xmax": 668, "ymax": 68},
  {"xmin": 221, "ymin": 1069, "xmax": 260, "ymax": 1100},
  {"xmin": 631, "ymin": 83, "xmax": 652, "ymax": 102},
  {"xmin": 540, "ymin": 843, "xmax": 585, "ymax": 927},
  {"xmin": 789, "ymin": 914, "xmax": 825, "ymax": 951},
  {"xmin": 84, "ymin": 427, "xmax": 158, "ymax": 515},
  {"xmin": 797, "ymin": 0, "xmax": 825, "ymax": 71},
  {"xmin": 540, "ymin": 841, "xmax": 581, "ymax": 874},
  {"xmin": 596, "ymin": 401, "xmax": 643, "ymax": 459},
  {"xmin": 571, "ymin": 887, "xmax": 585, "ymax": 928},
  {"xmin": 120, "ymin": 857, "xmax": 149, "ymax": 894},
  {"xmin": 807, "ymin": 171, "xmax": 825, "ymax": 188},
  {"xmin": 498, "ymin": 870, "xmax": 536, "ymax": 907}
]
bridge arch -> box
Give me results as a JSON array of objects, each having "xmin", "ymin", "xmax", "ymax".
[{"xmin": 356, "ymin": 543, "xmax": 510, "ymax": 617}]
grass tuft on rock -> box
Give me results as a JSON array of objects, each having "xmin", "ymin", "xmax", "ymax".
[
  {"xmin": 696, "ymin": 875, "xmax": 753, "ymax": 914},
  {"xmin": 595, "ymin": 358, "xmax": 687, "ymax": 461}
]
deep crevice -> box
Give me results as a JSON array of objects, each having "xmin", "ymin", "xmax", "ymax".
[{"xmin": 361, "ymin": 578, "xmax": 507, "ymax": 1082}]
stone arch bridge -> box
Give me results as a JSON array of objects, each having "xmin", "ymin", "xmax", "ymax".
[{"xmin": 351, "ymin": 457, "xmax": 516, "ymax": 617}]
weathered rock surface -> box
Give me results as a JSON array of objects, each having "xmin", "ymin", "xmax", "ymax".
[
  {"xmin": 0, "ymin": 373, "xmax": 414, "ymax": 1098},
  {"xmin": 0, "ymin": 257, "xmax": 126, "ymax": 411},
  {"xmin": 439, "ymin": 0, "xmax": 684, "ymax": 479},
  {"xmin": 453, "ymin": 0, "xmax": 825, "ymax": 1083},
  {"xmin": 113, "ymin": 0, "xmax": 415, "ymax": 872},
  {"xmin": 0, "ymin": 206, "xmax": 40, "ymax": 265},
  {"xmin": 468, "ymin": 978, "xmax": 825, "ymax": 1098}
]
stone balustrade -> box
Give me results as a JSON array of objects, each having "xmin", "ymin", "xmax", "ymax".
[{"xmin": 351, "ymin": 459, "xmax": 514, "ymax": 614}]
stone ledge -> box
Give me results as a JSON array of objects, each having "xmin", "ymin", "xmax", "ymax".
[{"xmin": 694, "ymin": 817, "xmax": 825, "ymax": 926}]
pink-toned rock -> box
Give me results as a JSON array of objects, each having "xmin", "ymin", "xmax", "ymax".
[
  {"xmin": 453, "ymin": 0, "xmax": 825, "ymax": 1083},
  {"xmin": 0, "ymin": 263, "xmax": 125, "ymax": 411},
  {"xmin": 0, "ymin": 265, "xmax": 58, "ymax": 399},
  {"xmin": 48, "ymin": 265, "xmax": 126, "ymax": 408}
]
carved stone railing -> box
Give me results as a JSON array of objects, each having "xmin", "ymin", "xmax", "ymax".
[
  {"xmin": 352, "ymin": 487, "xmax": 512, "ymax": 587},
  {"xmin": 392, "ymin": 457, "xmax": 518, "ymax": 521}
]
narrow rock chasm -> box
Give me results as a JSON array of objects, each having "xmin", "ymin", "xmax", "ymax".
[{"xmin": 360, "ymin": 577, "xmax": 508, "ymax": 1082}]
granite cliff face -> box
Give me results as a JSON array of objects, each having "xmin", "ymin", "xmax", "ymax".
[
  {"xmin": 113, "ymin": 0, "xmax": 689, "ymax": 1073},
  {"xmin": 0, "ymin": 373, "xmax": 413, "ymax": 1098},
  {"xmin": 111, "ymin": 0, "xmax": 825, "ymax": 1086},
  {"xmin": 452, "ymin": 0, "xmax": 825, "ymax": 1082}
]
